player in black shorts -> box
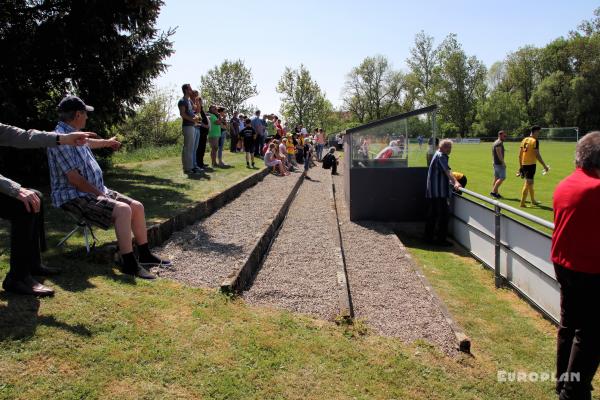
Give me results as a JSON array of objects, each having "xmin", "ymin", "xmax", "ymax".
[{"xmin": 240, "ymin": 118, "xmax": 256, "ymax": 168}]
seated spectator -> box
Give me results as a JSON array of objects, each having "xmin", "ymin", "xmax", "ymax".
[
  {"xmin": 47, "ymin": 96, "xmax": 171, "ymax": 280},
  {"xmin": 322, "ymin": 147, "xmax": 339, "ymax": 175},
  {"xmin": 375, "ymin": 140, "xmax": 402, "ymax": 160},
  {"xmin": 1, "ymin": 123, "xmax": 91, "ymax": 296},
  {"xmin": 264, "ymin": 142, "xmax": 288, "ymax": 176},
  {"xmin": 451, "ymin": 171, "xmax": 467, "ymax": 195}
]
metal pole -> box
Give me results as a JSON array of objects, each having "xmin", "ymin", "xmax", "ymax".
[{"xmin": 494, "ymin": 204, "xmax": 503, "ymax": 288}]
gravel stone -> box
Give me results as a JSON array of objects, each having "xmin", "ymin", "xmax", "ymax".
[
  {"xmin": 152, "ymin": 172, "xmax": 303, "ymax": 287},
  {"xmin": 243, "ymin": 165, "xmax": 339, "ymax": 320},
  {"xmin": 333, "ymin": 163, "xmax": 458, "ymax": 355}
]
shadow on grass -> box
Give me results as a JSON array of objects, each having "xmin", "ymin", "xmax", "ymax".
[{"xmin": 0, "ymin": 293, "xmax": 92, "ymax": 341}]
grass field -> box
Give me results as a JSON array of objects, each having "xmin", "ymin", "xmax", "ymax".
[
  {"xmin": 1, "ymin": 144, "xmax": 598, "ymax": 399},
  {"xmin": 367, "ymin": 140, "xmax": 576, "ymax": 226}
]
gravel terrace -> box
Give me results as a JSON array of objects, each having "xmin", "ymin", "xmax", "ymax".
[
  {"xmin": 152, "ymin": 171, "xmax": 303, "ymax": 287},
  {"xmin": 243, "ymin": 165, "xmax": 340, "ymax": 320},
  {"xmin": 332, "ymin": 162, "xmax": 458, "ymax": 355}
]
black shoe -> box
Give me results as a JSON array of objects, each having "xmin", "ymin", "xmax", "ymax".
[
  {"xmin": 490, "ymin": 192, "xmax": 498, "ymax": 198},
  {"xmin": 31, "ymin": 264, "xmax": 61, "ymax": 276},
  {"xmin": 139, "ymin": 254, "xmax": 172, "ymax": 268},
  {"xmin": 2, "ymin": 276, "xmax": 55, "ymax": 297},
  {"xmin": 122, "ymin": 265, "xmax": 156, "ymax": 279}
]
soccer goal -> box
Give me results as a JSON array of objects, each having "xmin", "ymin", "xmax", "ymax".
[{"xmin": 539, "ymin": 127, "xmax": 579, "ymax": 142}]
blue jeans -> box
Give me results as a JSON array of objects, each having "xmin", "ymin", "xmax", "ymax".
[
  {"xmin": 192, "ymin": 127, "xmax": 201, "ymax": 168},
  {"xmin": 255, "ymin": 135, "xmax": 265, "ymax": 157},
  {"xmin": 316, "ymin": 144, "xmax": 324, "ymax": 160}
]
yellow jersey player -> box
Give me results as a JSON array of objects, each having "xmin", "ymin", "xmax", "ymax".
[{"xmin": 518, "ymin": 125, "xmax": 549, "ymax": 207}]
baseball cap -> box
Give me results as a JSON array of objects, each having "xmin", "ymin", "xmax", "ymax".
[{"xmin": 57, "ymin": 96, "xmax": 94, "ymax": 113}]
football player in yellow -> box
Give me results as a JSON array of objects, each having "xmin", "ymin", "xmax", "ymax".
[{"xmin": 518, "ymin": 125, "xmax": 549, "ymax": 207}]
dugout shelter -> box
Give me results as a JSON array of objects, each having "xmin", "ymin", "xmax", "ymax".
[{"xmin": 343, "ymin": 105, "xmax": 438, "ymax": 221}]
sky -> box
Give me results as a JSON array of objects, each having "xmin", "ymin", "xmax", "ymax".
[{"xmin": 153, "ymin": 0, "xmax": 598, "ymax": 115}]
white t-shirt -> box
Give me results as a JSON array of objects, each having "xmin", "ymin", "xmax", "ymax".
[{"xmin": 279, "ymin": 143, "xmax": 287, "ymax": 156}]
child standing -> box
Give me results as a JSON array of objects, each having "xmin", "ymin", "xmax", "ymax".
[{"xmin": 239, "ymin": 118, "xmax": 256, "ymax": 168}]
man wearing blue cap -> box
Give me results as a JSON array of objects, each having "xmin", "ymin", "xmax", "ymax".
[{"xmin": 47, "ymin": 96, "xmax": 171, "ymax": 280}]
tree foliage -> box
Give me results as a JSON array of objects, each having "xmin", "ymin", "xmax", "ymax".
[
  {"xmin": 342, "ymin": 55, "xmax": 404, "ymax": 123},
  {"xmin": 406, "ymin": 31, "xmax": 439, "ymax": 106},
  {"xmin": 0, "ymin": 0, "xmax": 173, "ymax": 182},
  {"xmin": 436, "ymin": 34, "xmax": 487, "ymax": 136},
  {"xmin": 200, "ymin": 59, "xmax": 258, "ymax": 115},
  {"xmin": 277, "ymin": 65, "xmax": 330, "ymax": 129}
]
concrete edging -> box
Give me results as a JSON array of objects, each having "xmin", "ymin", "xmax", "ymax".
[
  {"xmin": 329, "ymin": 174, "xmax": 353, "ymax": 320},
  {"xmin": 391, "ymin": 231, "xmax": 472, "ymax": 354},
  {"xmin": 86, "ymin": 167, "xmax": 271, "ymax": 263},
  {"xmin": 220, "ymin": 171, "xmax": 306, "ymax": 294}
]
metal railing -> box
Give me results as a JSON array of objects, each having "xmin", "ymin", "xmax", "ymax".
[{"xmin": 451, "ymin": 188, "xmax": 559, "ymax": 324}]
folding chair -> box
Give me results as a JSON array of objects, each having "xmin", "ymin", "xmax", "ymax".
[{"xmin": 56, "ymin": 211, "xmax": 98, "ymax": 253}]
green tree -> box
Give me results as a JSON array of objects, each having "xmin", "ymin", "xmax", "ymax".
[
  {"xmin": 436, "ymin": 34, "xmax": 487, "ymax": 136},
  {"xmin": 473, "ymin": 90, "xmax": 527, "ymax": 136},
  {"xmin": 114, "ymin": 86, "xmax": 180, "ymax": 149},
  {"xmin": 276, "ymin": 65, "xmax": 329, "ymax": 129},
  {"xmin": 342, "ymin": 55, "xmax": 404, "ymax": 123},
  {"xmin": 499, "ymin": 46, "xmax": 540, "ymax": 120},
  {"xmin": 200, "ymin": 59, "xmax": 258, "ymax": 115},
  {"xmin": 406, "ymin": 31, "xmax": 439, "ymax": 106},
  {"xmin": 0, "ymin": 0, "xmax": 173, "ymax": 182}
]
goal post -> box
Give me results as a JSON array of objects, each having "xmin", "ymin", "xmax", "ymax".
[{"xmin": 539, "ymin": 127, "xmax": 579, "ymax": 142}]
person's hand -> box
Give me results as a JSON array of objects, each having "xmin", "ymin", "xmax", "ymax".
[
  {"xmin": 60, "ymin": 132, "xmax": 92, "ymax": 146},
  {"xmin": 453, "ymin": 181, "xmax": 462, "ymax": 191},
  {"xmin": 17, "ymin": 188, "xmax": 40, "ymax": 213},
  {"xmin": 105, "ymin": 136, "xmax": 121, "ymax": 151}
]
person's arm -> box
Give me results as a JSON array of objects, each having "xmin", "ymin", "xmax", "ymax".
[
  {"xmin": 518, "ymin": 147, "xmax": 524, "ymax": 168},
  {"xmin": 65, "ymin": 170, "xmax": 105, "ymax": 197},
  {"xmin": 178, "ymin": 103, "xmax": 196, "ymax": 123},
  {"xmin": 0, "ymin": 123, "xmax": 93, "ymax": 148},
  {"xmin": 535, "ymin": 149, "xmax": 549, "ymax": 171},
  {"xmin": 87, "ymin": 136, "xmax": 121, "ymax": 150}
]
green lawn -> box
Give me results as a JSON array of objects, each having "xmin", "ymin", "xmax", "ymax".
[
  {"xmin": 363, "ymin": 140, "xmax": 576, "ymax": 225},
  {"xmin": 1, "ymin": 143, "xmax": 596, "ymax": 399},
  {"xmin": 0, "ymin": 147, "xmax": 259, "ymax": 251}
]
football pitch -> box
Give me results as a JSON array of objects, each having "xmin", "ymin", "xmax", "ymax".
[{"xmin": 403, "ymin": 140, "xmax": 577, "ymax": 227}]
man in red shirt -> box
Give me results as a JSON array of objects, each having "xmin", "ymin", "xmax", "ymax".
[{"xmin": 551, "ymin": 131, "xmax": 600, "ymax": 400}]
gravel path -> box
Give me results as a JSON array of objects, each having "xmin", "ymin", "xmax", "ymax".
[
  {"xmin": 243, "ymin": 165, "xmax": 340, "ymax": 320},
  {"xmin": 152, "ymin": 171, "xmax": 303, "ymax": 288},
  {"xmin": 332, "ymin": 161, "xmax": 458, "ymax": 355}
]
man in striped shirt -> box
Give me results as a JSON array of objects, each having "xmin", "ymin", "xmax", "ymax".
[
  {"xmin": 424, "ymin": 139, "xmax": 461, "ymax": 246},
  {"xmin": 47, "ymin": 96, "xmax": 170, "ymax": 279}
]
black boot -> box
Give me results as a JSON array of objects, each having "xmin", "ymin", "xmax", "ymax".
[{"xmin": 121, "ymin": 252, "xmax": 156, "ymax": 279}]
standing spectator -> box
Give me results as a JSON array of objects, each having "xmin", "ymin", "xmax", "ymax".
[
  {"xmin": 316, "ymin": 128, "xmax": 326, "ymax": 161},
  {"xmin": 230, "ymin": 111, "xmax": 240, "ymax": 153},
  {"xmin": 207, "ymin": 105, "xmax": 223, "ymax": 167},
  {"xmin": 490, "ymin": 130, "xmax": 507, "ymax": 198},
  {"xmin": 417, "ymin": 135, "xmax": 424, "ymax": 150},
  {"xmin": 190, "ymin": 90, "xmax": 203, "ymax": 171},
  {"xmin": 239, "ymin": 118, "xmax": 256, "ymax": 168},
  {"xmin": 424, "ymin": 139, "xmax": 461, "ymax": 246},
  {"xmin": 1, "ymin": 122, "xmax": 90, "ymax": 296},
  {"xmin": 274, "ymin": 116, "xmax": 284, "ymax": 140},
  {"xmin": 322, "ymin": 147, "xmax": 339, "ymax": 175},
  {"xmin": 304, "ymin": 139, "xmax": 314, "ymax": 176},
  {"xmin": 217, "ymin": 107, "xmax": 229, "ymax": 166},
  {"xmin": 551, "ymin": 131, "xmax": 600, "ymax": 400},
  {"xmin": 336, "ymin": 134, "xmax": 344, "ymax": 150},
  {"xmin": 285, "ymin": 135, "xmax": 297, "ymax": 168},
  {"xmin": 196, "ymin": 97, "xmax": 210, "ymax": 170},
  {"xmin": 178, "ymin": 84, "xmax": 199, "ymax": 175},
  {"xmin": 358, "ymin": 137, "xmax": 370, "ymax": 163},
  {"xmin": 518, "ymin": 125, "xmax": 549, "ymax": 207},
  {"xmin": 47, "ymin": 96, "xmax": 170, "ymax": 280},
  {"xmin": 251, "ymin": 110, "xmax": 266, "ymax": 158}
]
